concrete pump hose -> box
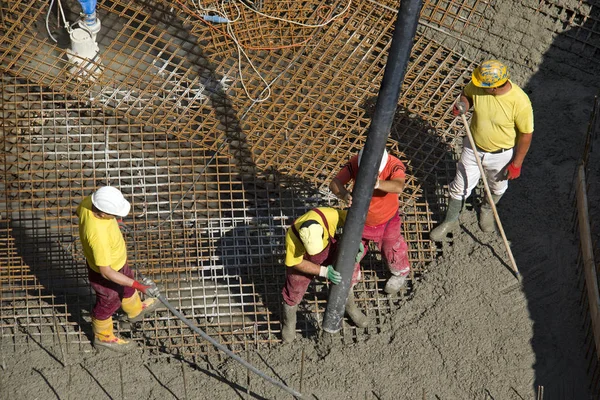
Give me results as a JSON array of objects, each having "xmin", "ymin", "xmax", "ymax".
[{"xmin": 155, "ymin": 294, "xmax": 303, "ymax": 399}]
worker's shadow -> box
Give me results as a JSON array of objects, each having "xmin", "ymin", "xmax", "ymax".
[
  {"xmin": 210, "ymin": 171, "xmax": 331, "ymax": 343},
  {"xmin": 124, "ymin": 1, "xmax": 336, "ymax": 347},
  {"xmin": 3, "ymin": 219, "xmax": 95, "ymax": 345}
]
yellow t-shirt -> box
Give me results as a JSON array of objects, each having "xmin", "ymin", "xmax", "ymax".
[
  {"xmin": 76, "ymin": 196, "xmax": 127, "ymax": 273},
  {"xmin": 284, "ymin": 207, "xmax": 347, "ymax": 267},
  {"xmin": 464, "ymin": 80, "xmax": 534, "ymax": 152}
]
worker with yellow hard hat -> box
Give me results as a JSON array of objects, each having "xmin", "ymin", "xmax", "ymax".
[{"xmin": 431, "ymin": 60, "xmax": 534, "ymax": 240}]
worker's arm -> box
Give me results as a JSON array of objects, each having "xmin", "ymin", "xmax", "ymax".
[
  {"xmin": 330, "ymin": 177, "xmax": 352, "ymax": 206},
  {"xmin": 503, "ymin": 132, "xmax": 533, "ymax": 180},
  {"xmin": 97, "ymin": 265, "xmax": 150, "ymax": 293},
  {"xmin": 290, "ymin": 259, "xmax": 321, "ymax": 276},
  {"xmin": 453, "ymin": 90, "xmax": 472, "ymax": 115},
  {"xmin": 511, "ymin": 132, "xmax": 533, "ymax": 167},
  {"xmin": 98, "ymin": 265, "xmax": 135, "ymax": 286},
  {"xmin": 460, "ymin": 91, "xmax": 473, "ymax": 109},
  {"xmin": 375, "ymin": 176, "xmax": 405, "ymax": 194},
  {"xmin": 290, "ymin": 259, "xmax": 342, "ymax": 284}
]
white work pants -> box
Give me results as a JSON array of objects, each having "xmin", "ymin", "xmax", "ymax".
[{"xmin": 448, "ymin": 144, "xmax": 513, "ymax": 201}]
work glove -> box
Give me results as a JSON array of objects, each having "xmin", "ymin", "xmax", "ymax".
[
  {"xmin": 452, "ymin": 100, "xmax": 467, "ymax": 116},
  {"xmin": 505, "ymin": 162, "xmax": 521, "ymax": 180},
  {"xmin": 132, "ymin": 280, "xmax": 152, "ymax": 294},
  {"xmin": 319, "ymin": 265, "xmax": 342, "ymax": 284},
  {"xmin": 141, "ymin": 277, "xmax": 161, "ymax": 298},
  {"xmin": 355, "ymin": 242, "xmax": 365, "ymax": 263}
]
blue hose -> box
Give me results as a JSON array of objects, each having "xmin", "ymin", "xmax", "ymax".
[{"xmin": 78, "ymin": 0, "xmax": 96, "ymax": 14}]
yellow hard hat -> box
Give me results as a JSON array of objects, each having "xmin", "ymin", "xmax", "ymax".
[{"xmin": 471, "ymin": 60, "xmax": 509, "ymax": 88}]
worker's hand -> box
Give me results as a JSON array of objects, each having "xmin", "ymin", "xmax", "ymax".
[
  {"xmin": 505, "ymin": 162, "xmax": 522, "ymax": 180},
  {"xmin": 132, "ymin": 280, "xmax": 152, "ymax": 294},
  {"xmin": 342, "ymin": 192, "xmax": 352, "ymax": 207},
  {"xmin": 141, "ymin": 277, "xmax": 161, "ymax": 298},
  {"xmin": 355, "ymin": 242, "xmax": 365, "ymax": 263},
  {"xmin": 374, "ymin": 179, "xmax": 380, "ymax": 190},
  {"xmin": 452, "ymin": 100, "xmax": 467, "ymax": 116},
  {"xmin": 319, "ymin": 265, "xmax": 342, "ymax": 284}
]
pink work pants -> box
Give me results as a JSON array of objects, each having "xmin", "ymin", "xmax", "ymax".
[{"xmin": 361, "ymin": 212, "xmax": 410, "ymax": 277}]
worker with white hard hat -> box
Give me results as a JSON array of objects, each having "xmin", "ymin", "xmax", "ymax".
[
  {"xmin": 280, "ymin": 207, "xmax": 368, "ymax": 342},
  {"xmin": 330, "ymin": 147, "xmax": 411, "ymax": 295},
  {"xmin": 430, "ymin": 59, "xmax": 534, "ymax": 240},
  {"xmin": 76, "ymin": 186, "xmax": 160, "ymax": 352}
]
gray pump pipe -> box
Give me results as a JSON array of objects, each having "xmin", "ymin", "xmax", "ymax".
[
  {"xmin": 322, "ymin": 0, "xmax": 423, "ymax": 333},
  {"xmin": 139, "ymin": 277, "xmax": 303, "ymax": 399}
]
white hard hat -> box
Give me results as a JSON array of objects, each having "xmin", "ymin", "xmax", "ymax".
[
  {"xmin": 358, "ymin": 148, "xmax": 388, "ymax": 173},
  {"xmin": 91, "ymin": 186, "xmax": 131, "ymax": 217},
  {"xmin": 298, "ymin": 221, "xmax": 325, "ymax": 256}
]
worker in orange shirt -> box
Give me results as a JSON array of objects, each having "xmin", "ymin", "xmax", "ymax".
[{"xmin": 330, "ymin": 148, "xmax": 410, "ymax": 294}]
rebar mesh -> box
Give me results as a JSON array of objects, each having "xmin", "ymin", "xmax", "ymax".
[
  {"xmin": 528, "ymin": 0, "xmax": 600, "ymax": 61},
  {"xmin": 1, "ymin": 0, "xmax": 474, "ymax": 356}
]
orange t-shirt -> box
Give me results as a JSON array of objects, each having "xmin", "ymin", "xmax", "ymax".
[{"xmin": 334, "ymin": 154, "xmax": 406, "ymax": 226}]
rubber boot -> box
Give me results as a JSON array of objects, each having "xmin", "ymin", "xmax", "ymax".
[
  {"xmin": 281, "ymin": 303, "xmax": 298, "ymax": 343},
  {"xmin": 92, "ymin": 317, "xmax": 136, "ymax": 353},
  {"xmin": 384, "ymin": 274, "xmax": 407, "ymax": 295},
  {"xmin": 122, "ymin": 292, "xmax": 162, "ymax": 323},
  {"xmin": 430, "ymin": 198, "xmax": 462, "ymax": 241},
  {"xmin": 479, "ymin": 194, "xmax": 502, "ymax": 232},
  {"xmin": 345, "ymin": 290, "xmax": 369, "ymax": 328}
]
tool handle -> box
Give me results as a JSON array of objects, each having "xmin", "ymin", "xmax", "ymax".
[
  {"xmin": 157, "ymin": 294, "xmax": 303, "ymax": 398},
  {"xmin": 459, "ymin": 114, "xmax": 520, "ymax": 279}
]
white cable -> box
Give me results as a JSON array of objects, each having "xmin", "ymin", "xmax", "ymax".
[
  {"xmin": 235, "ymin": 0, "xmax": 352, "ymax": 28},
  {"xmin": 226, "ymin": 19, "xmax": 271, "ymax": 102},
  {"xmin": 45, "ymin": 0, "xmax": 58, "ymax": 42},
  {"xmin": 191, "ymin": 0, "xmax": 270, "ymax": 102}
]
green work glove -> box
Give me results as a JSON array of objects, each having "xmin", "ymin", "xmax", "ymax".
[
  {"xmin": 319, "ymin": 265, "xmax": 342, "ymax": 284},
  {"xmin": 355, "ymin": 242, "xmax": 365, "ymax": 263}
]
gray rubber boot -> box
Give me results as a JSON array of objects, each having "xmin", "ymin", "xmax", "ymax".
[
  {"xmin": 345, "ymin": 290, "xmax": 369, "ymax": 328},
  {"xmin": 479, "ymin": 194, "xmax": 503, "ymax": 232},
  {"xmin": 384, "ymin": 274, "xmax": 407, "ymax": 295},
  {"xmin": 430, "ymin": 198, "xmax": 463, "ymax": 241},
  {"xmin": 281, "ymin": 303, "xmax": 298, "ymax": 343}
]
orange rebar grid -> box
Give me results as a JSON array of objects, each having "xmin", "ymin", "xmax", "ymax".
[{"xmin": 0, "ymin": 0, "xmax": 479, "ymax": 357}]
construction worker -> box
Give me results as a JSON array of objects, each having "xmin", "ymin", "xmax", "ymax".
[
  {"xmin": 430, "ymin": 59, "xmax": 534, "ymax": 241},
  {"xmin": 77, "ymin": 186, "xmax": 160, "ymax": 352},
  {"xmin": 281, "ymin": 207, "xmax": 367, "ymax": 342},
  {"xmin": 330, "ymin": 148, "xmax": 411, "ymax": 295}
]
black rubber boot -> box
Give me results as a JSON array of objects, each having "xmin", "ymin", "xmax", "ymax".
[
  {"xmin": 345, "ymin": 290, "xmax": 369, "ymax": 328},
  {"xmin": 479, "ymin": 194, "xmax": 503, "ymax": 232},
  {"xmin": 281, "ymin": 303, "xmax": 298, "ymax": 343},
  {"xmin": 430, "ymin": 198, "xmax": 462, "ymax": 241}
]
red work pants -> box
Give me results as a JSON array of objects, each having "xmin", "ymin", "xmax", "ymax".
[{"xmin": 88, "ymin": 263, "xmax": 136, "ymax": 320}]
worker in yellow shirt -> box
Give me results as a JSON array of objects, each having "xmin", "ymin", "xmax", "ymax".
[
  {"xmin": 77, "ymin": 186, "xmax": 160, "ymax": 352},
  {"xmin": 281, "ymin": 207, "xmax": 367, "ymax": 342},
  {"xmin": 431, "ymin": 60, "xmax": 534, "ymax": 241}
]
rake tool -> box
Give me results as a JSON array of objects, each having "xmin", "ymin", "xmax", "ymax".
[{"xmin": 457, "ymin": 106, "xmax": 521, "ymax": 281}]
